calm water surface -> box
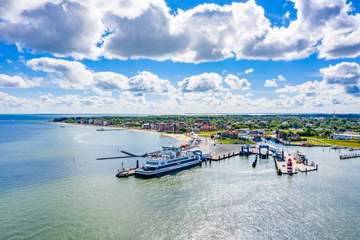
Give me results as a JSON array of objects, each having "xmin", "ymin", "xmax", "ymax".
[{"xmin": 0, "ymin": 115, "xmax": 359, "ymax": 240}]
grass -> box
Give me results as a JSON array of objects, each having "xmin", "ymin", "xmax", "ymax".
[
  {"xmin": 198, "ymin": 131, "xmax": 222, "ymax": 138},
  {"xmin": 198, "ymin": 130, "xmax": 255, "ymax": 145},
  {"xmin": 293, "ymin": 137, "xmax": 360, "ymax": 147},
  {"xmin": 217, "ymin": 137, "xmax": 255, "ymax": 145}
]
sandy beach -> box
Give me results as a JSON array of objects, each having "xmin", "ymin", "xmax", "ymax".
[
  {"xmin": 53, "ymin": 122, "xmax": 242, "ymax": 155},
  {"xmin": 52, "ymin": 121, "xmax": 191, "ymax": 145},
  {"xmin": 128, "ymin": 128, "xmax": 192, "ymax": 144}
]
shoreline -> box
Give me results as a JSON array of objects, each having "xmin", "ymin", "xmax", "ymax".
[
  {"xmin": 128, "ymin": 128, "xmax": 191, "ymax": 145},
  {"xmin": 50, "ymin": 121, "xmax": 191, "ymax": 145}
]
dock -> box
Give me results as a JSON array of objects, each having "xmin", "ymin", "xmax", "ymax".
[
  {"xmin": 206, "ymin": 151, "xmax": 241, "ymax": 161},
  {"xmin": 101, "ymin": 140, "xmax": 318, "ymax": 178},
  {"xmin": 97, "ymin": 150, "xmax": 158, "ymax": 160},
  {"xmin": 273, "ymin": 151, "xmax": 318, "ymax": 175},
  {"xmin": 116, "ymin": 168, "xmax": 136, "ymax": 178},
  {"xmin": 205, "ymin": 144, "xmax": 272, "ymax": 161},
  {"xmin": 115, "ymin": 161, "xmax": 139, "ymax": 178},
  {"xmin": 340, "ymin": 152, "xmax": 360, "ymax": 160},
  {"xmin": 274, "ymin": 159, "xmax": 297, "ymax": 175},
  {"xmin": 296, "ymin": 163, "xmax": 318, "ymax": 172}
]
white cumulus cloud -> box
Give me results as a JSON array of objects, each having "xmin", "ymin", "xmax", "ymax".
[
  {"xmin": 0, "ymin": 0, "xmax": 358, "ymax": 62},
  {"xmin": 26, "ymin": 57, "xmax": 174, "ymax": 94},
  {"xmin": 0, "ymin": 91, "xmax": 28, "ymax": 107},
  {"xmin": 178, "ymin": 72, "xmax": 223, "ymax": 92},
  {"xmin": 0, "ymin": 74, "xmax": 39, "ymax": 88},
  {"xmin": 224, "ymin": 74, "xmax": 251, "ymax": 90},
  {"xmin": 320, "ymin": 62, "xmax": 360, "ymax": 96},
  {"xmin": 264, "ymin": 75, "xmax": 286, "ymax": 87}
]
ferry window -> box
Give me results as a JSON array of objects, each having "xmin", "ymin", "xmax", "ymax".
[{"xmin": 146, "ymin": 161, "xmax": 158, "ymax": 165}]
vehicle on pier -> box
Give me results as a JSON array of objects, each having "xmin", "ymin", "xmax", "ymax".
[
  {"xmin": 135, "ymin": 147, "xmax": 202, "ymax": 178},
  {"xmin": 294, "ymin": 151, "xmax": 308, "ymax": 164}
]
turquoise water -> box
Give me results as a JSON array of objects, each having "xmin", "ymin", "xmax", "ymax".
[{"xmin": 0, "ymin": 116, "xmax": 359, "ymax": 239}]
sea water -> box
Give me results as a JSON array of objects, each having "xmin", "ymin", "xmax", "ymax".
[{"xmin": 0, "ymin": 115, "xmax": 359, "ymax": 239}]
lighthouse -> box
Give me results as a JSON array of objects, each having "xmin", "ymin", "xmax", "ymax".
[{"xmin": 287, "ymin": 157, "xmax": 293, "ymax": 175}]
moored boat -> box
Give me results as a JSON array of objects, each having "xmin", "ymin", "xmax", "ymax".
[{"xmin": 135, "ymin": 146, "xmax": 202, "ymax": 178}]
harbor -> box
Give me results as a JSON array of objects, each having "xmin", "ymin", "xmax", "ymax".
[
  {"xmin": 2, "ymin": 118, "xmax": 360, "ymax": 240},
  {"xmin": 96, "ymin": 133, "xmax": 320, "ymax": 178},
  {"xmin": 1, "ymin": 0, "xmax": 360, "ymax": 237}
]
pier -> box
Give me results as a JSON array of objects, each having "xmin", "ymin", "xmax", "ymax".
[
  {"xmin": 99, "ymin": 141, "xmax": 318, "ymax": 178},
  {"xmin": 239, "ymin": 145, "xmax": 251, "ymax": 156},
  {"xmin": 205, "ymin": 144, "xmax": 274, "ymax": 164},
  {"xmin": 206, "ymin": 151, "xmax": 241, "ymax": 161},
  {"xmin": 273, "ymin": 151, "xmax": 318, "ymax": 175},
  {"xmin": 206, "ymin": 144, "xmax": 272, "ymax": 161},
  {"xmin": 340, "ymin": 152, "xmax": 360, "ymax": 160},
  {"xmin": 115, "ymin": 161, "xmax": 139, "ymax": 178},
  {"xmin": 97, "ymin": 150, "xmax": 159, "ymax": 160}
]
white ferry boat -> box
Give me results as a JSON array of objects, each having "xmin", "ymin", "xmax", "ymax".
[{"xmin": 135, "ymin": 146, "xmax": 202, "ymax": 178}]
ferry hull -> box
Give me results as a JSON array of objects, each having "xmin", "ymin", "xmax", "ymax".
[{"xmin": 135, "ymin": 159, "xmax": 201, "ymax": 179}]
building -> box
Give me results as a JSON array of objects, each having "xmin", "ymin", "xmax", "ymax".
[
  {"xmin": 276, "ymin": 130, "xmax": 301, "ymax": 141},
  {"xmin": 249, "ymin": 129, "xmax": 265, "ymax": 135},
  {"xmin": 199, "ymin": 123, "xmax": 216, "ymax": 131},
  {"xmin": 159, "ymin": 123, "xmax": 175, "ymax": 132},
  {"xmin": 150, "ymin": 123, "xmax": 159, "ymax": 130},
  {"xmin": 330, "ymin": 133, "xmax": 360, "ymax": 140},
  {"xmin": 175, "ymin": 121, "xmax": 186, "ymax": 129},
  {"xmin": 221, "ymin": 130, "xmax": 239, "ymax": 139},
  {"xmin": 102, "ymin": 120, "xmax": 111, "ymax": 126},
  {"xmin": 93, "ymin": 119, "xmax": 103, "ymax": 125}
]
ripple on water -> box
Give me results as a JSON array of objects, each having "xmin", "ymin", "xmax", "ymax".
[{"xmin": 1, "ymin": 125, "xmax": 360, "ymax": 239}]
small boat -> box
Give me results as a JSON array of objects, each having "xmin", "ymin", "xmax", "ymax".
[
  {"xmin": 116, "ymin": 170, "xmax": 130, "ymax": 178},
  {"xmin": 116, "ymin": 168, "xmax": 136, "ymax": 178}
]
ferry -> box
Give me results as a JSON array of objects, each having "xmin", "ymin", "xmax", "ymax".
[{"xmin": 135, "ymin": 146, "xmax": 202, "ymax": 178}]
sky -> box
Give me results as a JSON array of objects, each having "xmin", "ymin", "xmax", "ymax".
[{"xmin": 0, "ymin": 0, "xmax": 359, "ymax": 114}]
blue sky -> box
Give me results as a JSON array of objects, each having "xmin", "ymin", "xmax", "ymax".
[{"xmin": 0, "ymin": 0, "xmax": 359, "ymax": 113}]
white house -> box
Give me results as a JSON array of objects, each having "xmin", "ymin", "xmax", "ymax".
[{"xmin": 330, "ymin": 133, "xmax": 360, "ymax": 140}]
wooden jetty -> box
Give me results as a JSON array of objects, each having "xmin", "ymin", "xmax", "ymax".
[
  {"xmin": 96, "ymin": 128, "xmax": 123, "ymax": 131},
  {"xmin": 97, "ymin": 155, "xmax": 135, "ymax": 160},
  {"xmin": 340, "ymin": 152, "xmax": 360, "ymax": 160},
  {"xmin": 206, "ymin": 151, "xmax": 241, "ymax": 161},
  {"xmin": 96, "ymin": 150, "xmax": 158, "ymax": 160},
  {"xmin": 331, "ymin": 146, "xmax": 348, "ymax": 150},
  {"xmin": 205, "ymin": 144, "xmax": 275, "ymax": 161}
]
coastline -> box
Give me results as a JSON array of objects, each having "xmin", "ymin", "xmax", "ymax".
[
  {"xmin": 50, "ymin": 121, "xmax": 191, "ymax": 145},
  {"xmin": 128, "ymin": 128, "xmax": 191, "ymax": 145}
]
